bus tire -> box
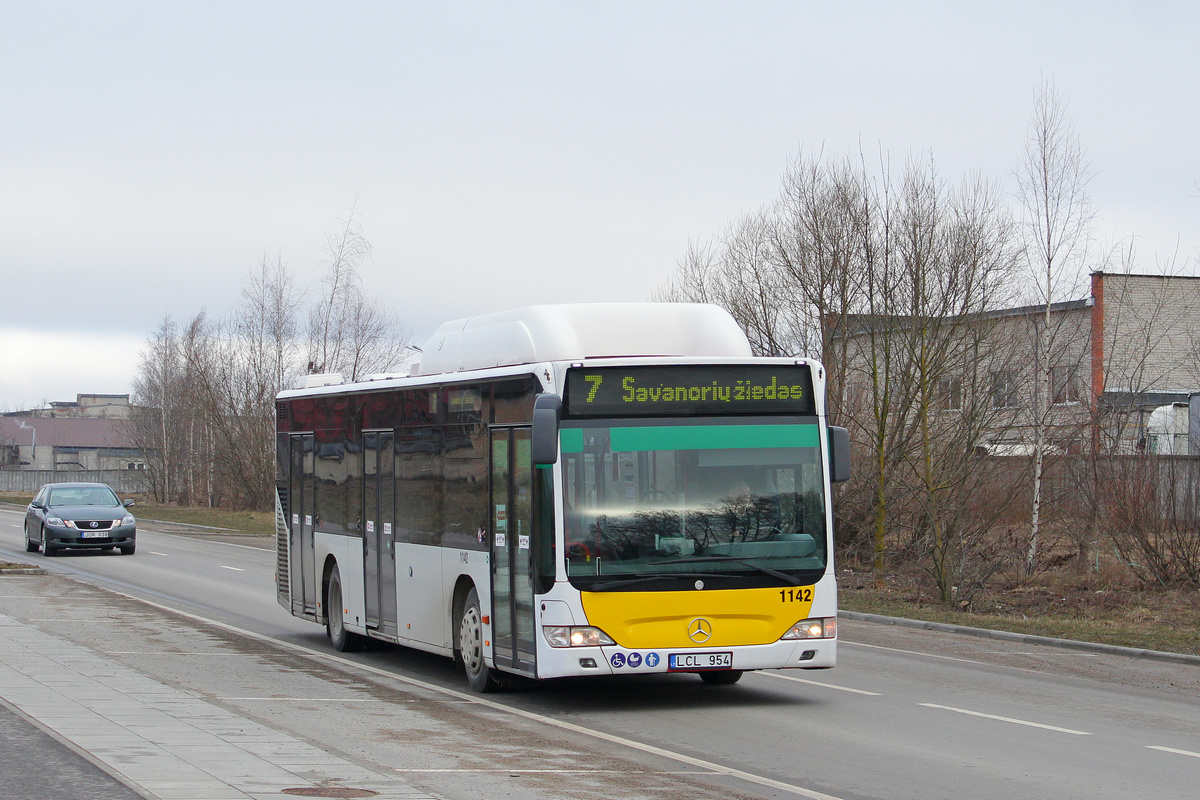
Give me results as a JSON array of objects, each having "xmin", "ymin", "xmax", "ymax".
[
  {"xmin": 326, "ymin": 565, "xmax": 365, "ymax": 653},
  {"xmin": 458, "ymin": 587, "xmax": 504, "ymax": 693},
  {"xmin": 699, "ymin": 670, "xmax": 744, "ymax": 686}
]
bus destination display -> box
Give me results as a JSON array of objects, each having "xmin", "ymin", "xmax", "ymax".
[{"xmin": 565, "ymin": 365, "xmax": 815, "ymax": 417}]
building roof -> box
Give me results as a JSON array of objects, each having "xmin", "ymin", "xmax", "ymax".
[
  {"xmin": 829, "ymin": 299, "xmax": 1091, "ymax": 339},
  {"xmin": 0, "ymin": 416, "xmax": 137, "ymax": 449}
]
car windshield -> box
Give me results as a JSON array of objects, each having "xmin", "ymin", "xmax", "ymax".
[
  {"xmin": 561, "ymin": 420, "xmax": 827, "ymax": 589},
  {"xmin": 49, "ymin": 487, "xmax": 120, "ymax": 507}
]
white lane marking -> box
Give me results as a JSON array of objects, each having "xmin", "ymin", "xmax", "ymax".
[
  {"xmin": 920, "ymin": 703, "xmax": 1091, "ymax": 735},
  {"xmin": 107, "ymin": 651, "xmax": 246, "ymax": 656},
  {"xmin": 218, "ymin": 697, "xmax": 386, "ymax": 702},
  {"xmin": 843, "ymin": 640, "xmax": 988, "ymax": 666},
  {"xmin": 97, "ymin": 589, "xmax": 850, "ymax": 800},
  {"xmin": 762, "ymin": 672, "xmax": 881, "ymax": 695},
  {"xmin": 219, "ymin": 565, "xmax": 245, "ymax": 572},
  {"xmin": 393, "ymin": 768, "xmax": 712, "ymax": 774},
  {"xmin": 1146, "ymin": 745, "xmax": 1200, "ymax": 759},
  {"xmin": 149, "ymin": 551, "xmax": 170, "ymax": 556}
]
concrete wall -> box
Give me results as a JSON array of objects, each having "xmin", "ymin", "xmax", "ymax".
[
  {"xmin": 1102, "ymin": 273, "xmax": 1200, "ymax": 394},
  {"xmin": 0, "ymin": 469, "xmax": 150, "ymax": 495}
]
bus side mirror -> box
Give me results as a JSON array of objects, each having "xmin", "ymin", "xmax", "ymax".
[
  {"xmin": 829, "ymin": 426, "xmax": 851, "ymax": 483},
  {"xmin": 532, "ymin": 394, "xmax": 562, "ymax": 466}
]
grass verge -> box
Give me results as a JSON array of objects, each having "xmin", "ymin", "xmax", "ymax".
[
  {"xmin": 841, "ymin": 586, "xmax": 1200, "ymax": 656},
  {"xmin": 133, "ymin": 506, "xmax": 274, "ymax": 536}
]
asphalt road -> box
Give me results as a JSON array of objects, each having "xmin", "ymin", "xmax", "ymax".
[{"xmin": 1, "ymin": 504, "xmax": 1197, "ymax": 800}]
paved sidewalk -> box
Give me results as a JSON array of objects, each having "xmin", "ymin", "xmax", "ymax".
[{"xmin": 0, "ymin": 613, "xmax": 436, "ymax": 800}]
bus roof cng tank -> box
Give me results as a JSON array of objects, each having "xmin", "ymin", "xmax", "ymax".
[{"xmin": 415, "ymin": 303, "xmax": 753, "ymax": 376}]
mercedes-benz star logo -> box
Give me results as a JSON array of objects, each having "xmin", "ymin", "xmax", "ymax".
[{"xmin": 688, "ymin": 618, "xmax": 712, "ymax": 644}]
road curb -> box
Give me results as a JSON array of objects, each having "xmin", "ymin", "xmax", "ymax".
[{"xmin": 840, "ymin": 610, "xmax": 1200, "ymax": 666}]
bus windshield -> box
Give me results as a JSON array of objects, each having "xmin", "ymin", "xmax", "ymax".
[{"xmin": 561, "ymin": 419, "xmax": 828, "ymax": 590}]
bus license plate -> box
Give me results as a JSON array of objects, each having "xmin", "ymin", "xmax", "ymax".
[
  {"xmin": 81, "ymin": 531, "xmax": 108, "ymax": 538},
  {"xmin": 668, "ymin": 652, "xmax": 733, "ymax": 671}
]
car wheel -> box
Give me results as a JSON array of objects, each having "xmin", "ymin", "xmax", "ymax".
[
  {"xmin": 326, "ymin": 565, "xmax": 364, "ymax": 652},
  {"xmin": 119, "ymin": 544, "xmax": 135, "ymax": 555},
  {"xmin": 458, "ymin": 587, "xmax": 505, "ymax": 693},
  {"xmin": 698, "ymin": 669, "xmax": 744, "ymax": 686},
  {"xmin": 24, "ymin": 525, "xmax": 38, "ymax": 553},
  {"xmin": 41, "ymin": 527, "xmax": 59, "ymax": 557}
]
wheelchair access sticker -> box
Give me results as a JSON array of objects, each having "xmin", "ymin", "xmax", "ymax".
[{"xmin": 609, "ymin": 652, "xmax": 660, "ymax": 669}]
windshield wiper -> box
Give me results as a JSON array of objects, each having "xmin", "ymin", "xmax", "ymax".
[
  {"xmin": 587, "ymin": 572, "xmax": 730, "ymax": 591},
  {"xmin": 649, "ymin": 556, "xmax": 804, "ymax": 585}
]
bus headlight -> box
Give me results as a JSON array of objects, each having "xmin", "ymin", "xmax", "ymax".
[
  {"xmin": 780, "ymin": 617, "xmax": 837, "ymax": 640},
  {"xmin": 543, "ymin": 626, "xmax": 616, "ymax": 648}
]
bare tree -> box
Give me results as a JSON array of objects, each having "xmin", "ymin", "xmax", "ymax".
[
  {"xmin": 658, "ymin": 147, "xmax": 1022, "ymax": 598},
  {"xmin": 128, "ymin": 312, "xmax": 217, "ymax": 506},
  {"xmin": 177, "ymin": 258, "xmax": 306, "ymax": 509},
  {"xmin": 128, "ymin": 316, "xmax": 183, "ymax": 502},
  {"xmin": 1014, "ymin": 79, "xmax": 1096, "ymax": 576},
  {"xmin": 655, "ymin": 214, "xmax": 797, "ymax": 357},
  {"xmin": 306, "ymin": 205, "xmax": 411, "ymax": 380},
  {"xmin": 129, "ymin": 207, "xmax": 412, "ymax": 510}
]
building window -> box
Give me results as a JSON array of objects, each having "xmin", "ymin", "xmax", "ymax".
[
  {"xmin": 991, "ymin": 370, "xmax": 1018, "ymax": 409},
  {"xmin": 1051, "ymin": 366, "xmax": 1081, "ymax": 405},
  {"xmin": 938, "ymin": 375, "xmax": 962, "ymax": 411}
]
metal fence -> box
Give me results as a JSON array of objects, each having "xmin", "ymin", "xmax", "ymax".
[{"xmin": 0, "ymin": 469, "xmax": 150, "ymax": 495}]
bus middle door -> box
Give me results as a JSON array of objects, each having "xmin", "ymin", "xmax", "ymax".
[
  {"xmin": 363, "ymin": 431, "xmax": 398, "ymax": 637},
  {"xmin": 490, "ymin": 427, "xmax": 536, "ymax": 676}
]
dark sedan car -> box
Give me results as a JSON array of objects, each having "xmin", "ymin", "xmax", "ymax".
[{"xmin": 24, "ymin": 482, "xmax": 136, "ymax": 556}]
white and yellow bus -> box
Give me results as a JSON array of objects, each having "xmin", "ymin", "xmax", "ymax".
[{"xmin": 275, "ymin": 303, "xmax": 849, "ymax": 691}]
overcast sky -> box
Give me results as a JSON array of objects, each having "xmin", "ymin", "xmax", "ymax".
[{"xmin": 2, "ymin": 2, "xmax": 1197, "ymax": 410}]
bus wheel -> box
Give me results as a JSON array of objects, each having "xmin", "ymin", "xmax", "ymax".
[
  {"xmin": 458, "ymin": 587, "xmax": 504, "ymax": 693},
  {"xmin": 699, "ymin": 670, "xmax": 744, "ymax": 686},
  {"xmin": 326, "ymin": 565, "xmax": 365, "ymax": 652}
]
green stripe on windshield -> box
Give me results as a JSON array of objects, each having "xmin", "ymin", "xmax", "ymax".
[
  {"xmin": 610, "ymin": 424, "xmax": 818, "ymax": 452},
  {"xmin": 560, "ymin": 428, "xmax": 585, "ymax": 454}
]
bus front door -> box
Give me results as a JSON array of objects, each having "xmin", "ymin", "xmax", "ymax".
[
  {"xmin": 490, "ymin": 427, "xmax": 537, "ymax": 676},
  {"xmin": 289, "ymin": 434, "xmax": 318, "ymax": 616},
  {"xmin": 363, "ymin": 431, "xmax": 398, "ymax": 637}
]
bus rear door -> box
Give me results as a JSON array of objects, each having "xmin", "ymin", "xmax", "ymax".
[{"xmin": 288, "ymin": 433, "xmax": 318, "ymax": 616}]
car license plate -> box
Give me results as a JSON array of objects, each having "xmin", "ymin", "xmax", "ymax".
[
  {"xmin": 668, "ymin": 651, "xmax": 733, "ymax": 671},
  {"xmin": 81, "ymin": 531, "xmax": 108, "ymax": 538}
]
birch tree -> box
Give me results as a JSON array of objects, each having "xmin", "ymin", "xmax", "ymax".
[{"xmin": 1014, "ymin": 79, "xmax": 1095, "ymax": 576}]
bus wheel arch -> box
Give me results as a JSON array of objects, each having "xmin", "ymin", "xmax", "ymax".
[
  {"xmin": 450, "ymin": 576, "xmax": 476, "ymax": 662},
  {"xmin": 453, "ymin": 580, "xmax": 505, "ymax": 693},
  {"xmin": 324, "ymin": 558, "xmax": 365, "ymax": 653}
]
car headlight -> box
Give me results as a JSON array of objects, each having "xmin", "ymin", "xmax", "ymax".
[
  {"xmin": 45, "ymin": 516, "xmax": 65, "ymax": 527},
  {"xmin": 543, "ymin": 626, "xmax": 616, "ymax": 647},
  {"xmin": 780, "ymin": 617, "xmax": 837, "ymax": 640},
  {"xmin": 120, "ymin": 514, "xmax": 135, "ymax": 526}
]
